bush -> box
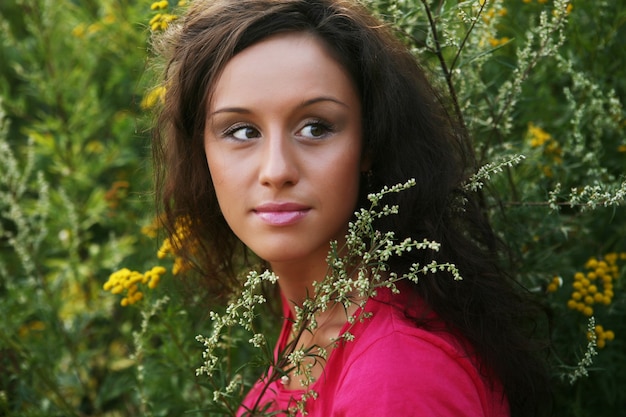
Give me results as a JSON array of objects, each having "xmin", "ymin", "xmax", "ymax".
[{"xmin": 1, "ymin": 0, "xmax": 624, "ymax": 415}]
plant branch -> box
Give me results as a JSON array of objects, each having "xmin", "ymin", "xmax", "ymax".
[{"xmin": 420, "ymin": 0, "xmax": 469, "ymax": 140}]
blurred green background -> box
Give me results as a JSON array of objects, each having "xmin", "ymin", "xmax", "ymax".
[{"xmin": 1, "ymin": 0, "xmax": 624, "ymax": 415}]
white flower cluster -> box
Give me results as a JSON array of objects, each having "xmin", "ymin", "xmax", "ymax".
[
  {"xmin": 0, "ymin": 100, "xmax": 51, "ymax": 278},
  {"xmin": 548, "ymin": 181, "xmax": 626, "ymax": 212},
  {"xmin": 464, "ymin": 154, "xmax": 526, "ymax": 192},
  {"xmin": 195, "ymin": 270, "xmax": 278, "ymax": 378},
  {"xmin": 492, "ymin": 0, "xmax": 571, "ymax": 137},
  {"xmin": 565, "ymin": 316, "xmax": 598, "ymax": 385}
]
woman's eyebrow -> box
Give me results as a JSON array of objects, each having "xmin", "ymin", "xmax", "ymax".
[
  {"xmin": 209, "ymin": 96, "xmax": 349, "ymax": 117},
  {"xmin": 298, "ymin": 96, "xmax": 349, "ymax": 109},
  {"xmin": 208, "ymin": 107, "xmax": 251, "ymax": 117}
]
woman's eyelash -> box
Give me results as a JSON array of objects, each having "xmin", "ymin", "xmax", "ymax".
[
  {"xmin": 222, "ymin": 123, "xmax": 251, "ymax": 136},
  {"xmin": 308, "ymin": 119, "xmax": 335, "ymax": 130},
  {"xmin": 300, "ymin": 119, "xmax": 336, "ymax": 136},
  {"xmin": 220, "ymin": 123, "xmax": 259, "ymax": 140}
]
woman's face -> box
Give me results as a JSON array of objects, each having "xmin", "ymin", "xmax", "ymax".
[{"xmin": 204, "ymin": 32, "xmax": 365, "ymax": 267}]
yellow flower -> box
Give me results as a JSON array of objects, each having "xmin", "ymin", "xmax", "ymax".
[
  {"xmin": 141, "ymin": 222, "xmax": 159, "ymax": 238},
  {"xmin": 527, "ymin": 123, "xmax": 551, "ymax": 147},
  {"xmin": 482, "ymin": 8, "xmax": 495, "ymax": 23},
  {"xmin": 568, "ymin": 252, "xmax": 623, "ymax": 318},
  {"xmin": 151, "ymin": 0, "xmax": 169, "ymax": 10},
  {"xmin": 546, "ymin": 275, "xmax": 562, "ymax": 292},
  {"xmin": 588, "ymin": 325, "xmax": 616, "ymax": 349},
  {"xmin": 72, "ymin": 24, "xmax": 86, "ymax": 38},
  {"xmin": 553, "ymin": 3, "xmax": 573, "ymax": 17},
  {"xmin": 104, "ymin": 266, "xmax": 167, "ymax": 306},
  {"xmin": 19, "ymin": 321, "xmax": 46, "ymax": 338},
  {"xmin": 150, "ymin": 13, "xmax": 178, "ymax": 31},
  {"xmin": 87, "ymin": 22, "xmax": 103, "ymax": 35},
  {"xmin": 141, "ymin": 85, "xmax": 167, "ymax": 109},
  {"xmin": 488, "ymin": 37, "xmax": 510, "ymax": 48}
]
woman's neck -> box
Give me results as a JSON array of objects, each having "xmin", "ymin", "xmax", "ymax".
[
  {"xmin": 271, "ymin": 256, "xmax": 363, "ymax": 341},
  {"xmin": 271, "ymin": 258, "xmax": 329, "ymax": 317},
  {"xmin": 271, "ymin": 258, "xmax": 361, "ymax": 390}
]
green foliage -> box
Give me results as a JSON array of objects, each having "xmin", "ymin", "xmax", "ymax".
[{"xmin": 0, "ymin": 0, "xmax": 625, "ymax": 416}]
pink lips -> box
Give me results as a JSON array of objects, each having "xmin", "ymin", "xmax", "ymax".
[{"xmin": 253, "ymin": 202, "xmax": 310, "ymax": 226}]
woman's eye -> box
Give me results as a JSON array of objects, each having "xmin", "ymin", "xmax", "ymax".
[
  {"xmin": 226, "ymin": 125, "xmax": 260, "ymax": 140},
  {"xmin": 298, "ymin": 122, "xmax": 332, "ymax": 139}
]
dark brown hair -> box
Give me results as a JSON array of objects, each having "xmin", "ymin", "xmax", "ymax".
[{"xmin": 151, "ymin": 1, "xmax": 550, "ymax": 415}]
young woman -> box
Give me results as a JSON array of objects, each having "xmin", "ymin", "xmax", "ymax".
[{"xmin": 152, "ymin": 0, "xmax": 550, "ymax": 416}]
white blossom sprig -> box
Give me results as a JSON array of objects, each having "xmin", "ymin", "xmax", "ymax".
[
  {"xmin": 564, "ymin": 317, "xmax": 598, "ymax": 385},
  {"xmin": 547, "ymin": 181, "xmax": 626, "ymax": 212},
  {"xmin": 463, "ymin": 154, "xmax": 526, "ymax": 192}
]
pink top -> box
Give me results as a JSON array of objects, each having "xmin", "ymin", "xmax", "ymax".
[{"xmin": 239, "ymin": 285, "xmax": 510, "ymax": 416}]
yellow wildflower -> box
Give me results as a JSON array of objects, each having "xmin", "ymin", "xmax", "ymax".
[
  {"xmin": 19, "ymin": 321, "xmax": 46, "ymax": 338},
  {"xmin": 155, "ymin": 216, "xmax": 197, "ymax": 275},
  {"xmin": 568, "ymin": 253, "xmax": 623, "ymax": 319},
  {"xmin": 488, "ymin": 37, "xmax": 510, "ymax": 48},
  {"xmin": 546, "ymin": 275, "xmax": 562, "ymax": 293},
  {"xmin": 72, "ymin": 24, "xmax": 86, "ymax": 38},
  {"xmin": 482, "ymin": 8, "xmax": 495, "ymax": 23},
  {"xmin": 527, "ymin": 123, "xmax": 551, "ymax": 148},
  {"xmin": 541, "ymin": 165, "xmax": 553, "ymax": 178},
  {"xmin": 588, "ymin": 324, "xmax": 616, "ymax": 349},
  {"xmin": 141, "ymin": 219, "xmax": 160, "ymax": 239},
  {"xmin": 103, "ymin": 14, "xmax": 116, "ymax": 25},
  {"xmin": 141, "ymin": 85, "xmax": 167, "ymax": 109},
  {"xmin": 553, "ymin": 3, "xmax": 573, "ymax": 17},
  {"xmin": 150, "ymin": 13, "xmax": 178, "ymax": 31},
  {"xmin": 151, "ymin": 0, "xmax": 169, "ymax": 10},
  {"xmin": 87, "ymin": 22, "xmax": 103, "ymax": 35},
  {"xmin": 104, "ymin": 266, "xmax": 167, "ymax": 306}
]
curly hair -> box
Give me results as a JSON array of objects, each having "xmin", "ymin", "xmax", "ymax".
[{"xmin": 151, "ymin": 1, "xmax": 551, "ymax": 415}]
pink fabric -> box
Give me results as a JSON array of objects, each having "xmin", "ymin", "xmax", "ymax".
[{"xmin": 238, "ymin": 286, "xmax": 510, "ymax": 416}]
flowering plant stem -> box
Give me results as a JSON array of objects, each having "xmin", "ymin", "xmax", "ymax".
[{"xmin": 197, "ymin": 179, "xmax": 462, "ymax": 415}]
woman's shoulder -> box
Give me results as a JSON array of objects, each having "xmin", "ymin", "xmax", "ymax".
[
  {"xmin": 340, "ymin": 288, "xmax": 481, "ymax": 379},
  {"xmin": 322, "ymin": 287, "xmax": 510, "ymax": 417}
]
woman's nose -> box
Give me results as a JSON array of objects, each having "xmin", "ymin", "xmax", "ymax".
[{"xmin": 258, "ymin": 132, "xmax": 300, "ymax": 188}]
